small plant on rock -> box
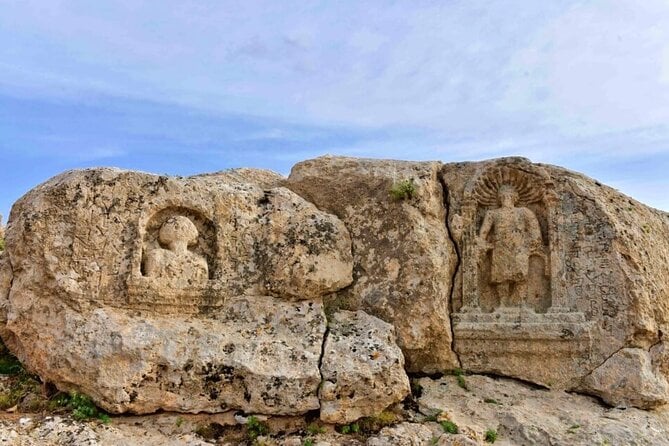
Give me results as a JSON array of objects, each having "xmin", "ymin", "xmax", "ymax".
[
  {"xmin": 389, "ymin": 179, "xmax": 417, "ymax": 200},
  {"xmin": 246, "ymin": 416, "xmax": 269, "ymax": 441},
  {"xmin": 440, "ymin": 420, "xmax": 459, "ymax": 434},
  {"xmin": 67, "ymin": 392, "xmax": 110, "ymax": 423},
  {"xmin": 485, "ymin": 428, "xmax": 498, "ymax": 443},
  {"xmin": 306, "ymin": 422, "xmax": 325, "ymax": 435},
  {"xmin": 339, "ymin": 422, "xmax": 360, "ymax": 434}
]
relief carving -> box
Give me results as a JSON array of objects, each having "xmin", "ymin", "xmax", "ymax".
[
  {"xmin": 142, "ymin": 216, "xmax": 209, "ymax": 288},
  {"xmin": 127, "ymin": 206, "xmax": 222, "ymax": 311},
  {"xmin": 477, "ymin": 184, "xmax": 546, "ymax": 309},
  {"xmin": 451, "ymin": 162, "xmax": 592, "ymax": 387}
]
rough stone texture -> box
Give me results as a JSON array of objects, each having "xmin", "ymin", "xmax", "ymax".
[
  {"xmin": 2, "ymin": 155, "xmax": 669, "ymax": 415},
  {"xmin": 0, "ymin": 167, "xmax": 352, "ymax": 414},
  {"xmin": 366, "ymin": 422, "xmax": 442, "ymax": 446},
  {"xmin": 581, "ymin": 347, "xmax": 669, "ymax": 409},
  {"xmin": 442, "ymin": 157, "xmax": 669, "ymax": 407},
  {"xmin": 287, "ymin": 156, "xmax": 459, "ymax": 373},
  {"xmin": 319, "ymin": 310, "xmax": 410, "ymax": 424},
  {"xmin": 417, "ymin": 374, "xmax": 669, "ymax": 446}
]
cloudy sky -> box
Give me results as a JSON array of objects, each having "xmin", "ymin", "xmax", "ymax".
[{"xmin": 2, "ymin": 0, "xmax": 669, "ymax": 219}]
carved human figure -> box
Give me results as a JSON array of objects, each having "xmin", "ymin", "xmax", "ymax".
[
  {"xmin": 478, "ymin": 185, "xmax": 542, "ymax": 308},
  {"xmin": 143, "ymin": 216, "xmax": 208, "ymax": 287}
]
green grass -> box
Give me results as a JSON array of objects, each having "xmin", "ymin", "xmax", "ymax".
[
  {"xmin": 389, "ymin": 179, "xmax": 417, "ymax": 200},
  {"xmin": 62, "ymin": 392, "xmax": 110, "ymax": 423},
  {"xmin": 306, "ymin": 422, "xmax": 325, "ymax": 435},
  {"xmin": 483, "ymin": 397, "xmax": 500, "ymax": 405},
  {"xmin": 302, "ymin": 440, "xmax": 314, "ymax": 446},
  {"xmin": 339, "ymin": 422, "xmax": 360, "ymax": 434},
  {"xmin": 440, "ymin": 420, "xmax": 459, "ymax": 434},
  {"xmin": 246, "ymin": 416, "xmax": 269, "ymax": 441},
  {"xmin": 485, "ymin": 428, "xmax": 498, "ymax": 443}
]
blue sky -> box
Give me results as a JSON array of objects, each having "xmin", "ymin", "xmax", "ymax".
[{"xmin": 2, "ymin": 0, "xmax": 669, "ymax": 221}]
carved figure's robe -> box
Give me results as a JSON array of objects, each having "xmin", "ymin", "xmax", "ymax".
[
  {"xmin": 480, "ymin": 206, "xmax": 541, "ymax": 284},
  {"xmin": 143, "ymin": 248, "xmax": 208, "ymax": 287}
]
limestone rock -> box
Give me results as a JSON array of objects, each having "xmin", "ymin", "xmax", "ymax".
[
  {"xmin": 319, "ymin": 310, "xmax": 410, "ymax": 424},
  {"xmin": 287, "ymin": 156, "xmax": 459, "ymax": 373},
  {"xmin": 581, "ymin": 347, "xmax": 669, "ymax": 408},
  {"xmin": 443, "ymin": 157, "xmax": 669, "ymax": 406},
  {"xmin": 366, "ymin": 422, "xmax": 441, "ymax": 446},
  {"xmin": 417, "ymin": 374, "xmax": 669, "ymax": 446},
  {"xmin": 0, "ymin": 167, "xmax": 352, "ymax": 414}
]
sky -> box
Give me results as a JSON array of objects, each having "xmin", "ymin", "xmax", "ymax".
[{"xmin": 1, "ymin": 0, "xmax": 669, "ymax": 221}]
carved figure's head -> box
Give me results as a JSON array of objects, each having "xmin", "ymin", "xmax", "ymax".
[
  {"xmin": 498, "ymin": 185, "xmax": 518, "ymax": 208},
  {"xmin": 159, "ymin": 216, "xmax": 199, "ymax": 248}
]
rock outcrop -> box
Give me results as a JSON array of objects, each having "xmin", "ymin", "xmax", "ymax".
[
  {"xmin": 286, "ymin": 157, "xmax": 459, "ymax": 374},
  {"xmin": 319, "ymin": 310, "xmax": 410, "ymax": 423},
  {"xmin": 442, "ymin": 157, "xmax": 669, "ymax": 407},
  {"xmin": 1, "ymin": 155, "xmax": 669, "ymax": 419},
  {"xmin": 0, "ymin": 168, "xmax": 352, "ymax": 414}
]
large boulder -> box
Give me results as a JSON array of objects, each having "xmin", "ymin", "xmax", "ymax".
[
  {"xmin": 319, "ymin": 310, "xmax": 410, "ymax": 424},
  {"xmin": 287, "ymin": 156, "xmax": 459, "ymax": 373},
  {"xmin": 0, "ymin": 167, "xmax": 353, "ymax": 414},
  {"xmin": 442, "ymin": 157, "xmax": 669, "ymax": 407}
]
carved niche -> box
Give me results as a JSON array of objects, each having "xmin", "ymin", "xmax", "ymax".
[
  {"xmin": 453, "ymin": 163, "xmax": 586, "ymax": 323},
  {"xmin": 126, "ymin": 206, "xmax": 224, "ymax": 312},
  {"xmin": 451, "ymin": 163, "xmax": 592, "ymax": 387}
]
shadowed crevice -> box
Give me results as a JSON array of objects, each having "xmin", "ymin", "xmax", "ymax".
[{"xmin": 438, "ymin": 173, "xmax": 462, "ymax": 367}]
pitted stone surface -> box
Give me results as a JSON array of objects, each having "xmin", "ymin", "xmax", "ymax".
[
  {"xmin": 0, "ymin": 167, "xmax": 351, "ymax": 414},
  {"xmin": 287, "ymin": 156, "xmax": 459, "ymax": 374},
  {"xmin": 1, "ymin": 156, "xmax": 669, "ymax": 415},
  {"xmin": 319, "ymin": 310, "xmax": 410, "ymax": 424}
]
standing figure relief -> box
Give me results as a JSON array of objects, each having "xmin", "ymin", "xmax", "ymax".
[{"xmin": 478, "ymin": 185, "xmax": 544, "ymax": 308}]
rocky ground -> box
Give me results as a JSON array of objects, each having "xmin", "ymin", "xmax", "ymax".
[{"xmin": 1, "ymin": 373, "xmax": 667, "ymax": 446}]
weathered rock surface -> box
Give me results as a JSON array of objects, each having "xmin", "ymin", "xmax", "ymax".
[
  {"xmin": 366, "ymin": 422, "xmax": 442, "ymax": 446},
  {"xmin": 2, "ymin": 155, "xmax": 669, "ymax": 417},
  {"xmin": 287, "ymin": 156, "xmax": 459, "ymax": 373},
  {"xmin": 0, "ymin": 168, "xmax": 351, "ymax": 414},
  {"xmin": 581, "ymin": 347, "xmax": 669, "ymax": 409},
  {"xmin": 319, "ymin": 310, "xmax": 410, "ymax": 424},
  {"xmin": 442, "ymin": 157, "xmax": 669, "ymax": 407},
  {"xmin": 417, "ymin": 374, "xmax": 669, "ymax": 446}
]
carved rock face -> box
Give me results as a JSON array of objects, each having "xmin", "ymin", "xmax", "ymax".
[
  {"xmin": 443, "ymin": 157, "xmax": 669, "ymax": 407},
  {"xmin": 1, "ymin": 156, "xmax": 669, "ymax": 415},
  {"xmin": 0, "ymin": 167, "xmax": 354, "ymax": 414}
]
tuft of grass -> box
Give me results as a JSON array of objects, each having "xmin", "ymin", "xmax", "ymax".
[
  {"xmin": 302, "ymin": 440, "xmax": 314, "ymax": 446},
  {"xmin": 0, "ymin": 237, "xmax": 4, "ymax": 252},
  {"xmin": 246, "ymin": 416, "xmax": 269, "ymax": 441},
  {"xmin": 175, "ymin": 416, "xmax": 185, "ymax": 428},
  {"xmin": 450, "ymin": 368, "xmax": 469, "ymax": 391},
  {"xmin": 306, "ymin": 422, "xmax": 325, "ymax": 435},
  {"xmin": 389, "ymin": 179, "xmax": 417, "ymax": 200},
  {"xmin": 424, "ymin": 410, "xmax": 442, "ymax": 422},
  {"xmin": 339, "ymin": 422, "xmax": 360, "ymax": 435},
  {"xmin": 485, "ymin": 428, "xmax": 498, "ymax": 443},
  {"xmin": 567, "ymin": 423, "xmax": 581, "ymax": 434},
  {"xmin": 483, "ymin": 398, "xmax": 500, "ymax": 405},
  {"xmin": 66, "ymin": 392, "xmax": 110, "ymax": 423},
  {"xmin": 440, "ymin": 420, "xmax": 459, "ymax": 434}
]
